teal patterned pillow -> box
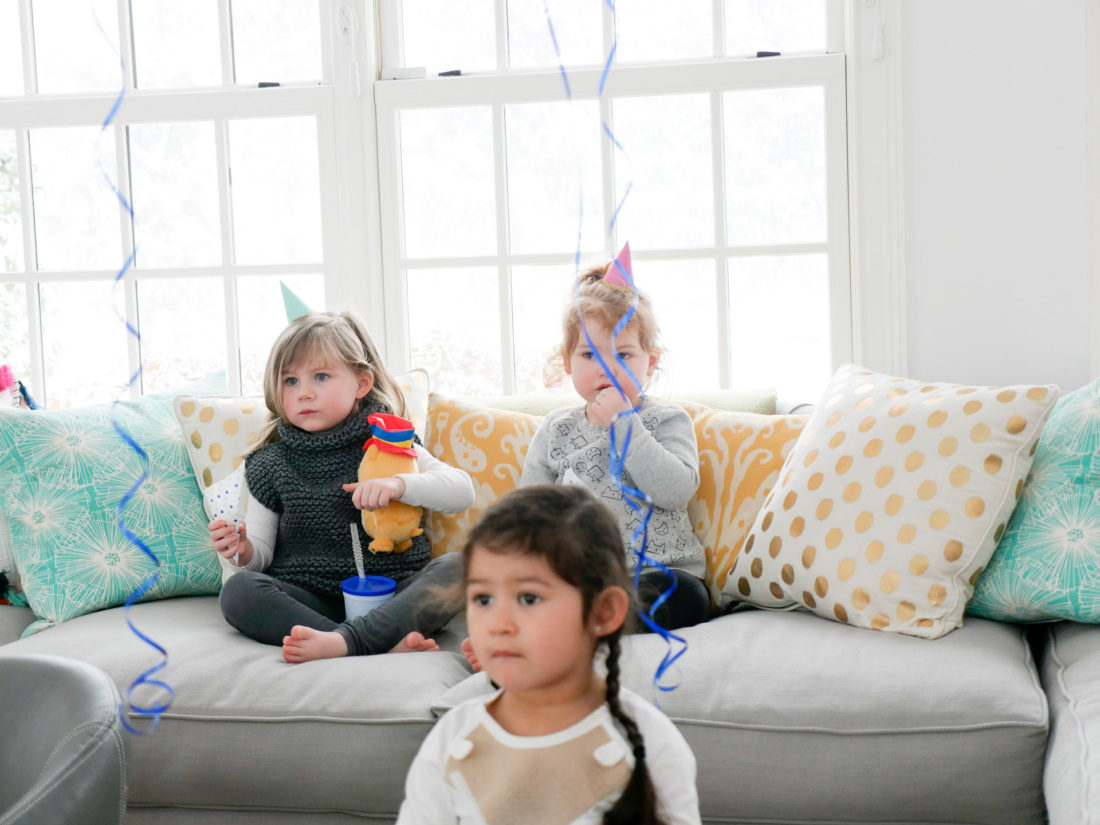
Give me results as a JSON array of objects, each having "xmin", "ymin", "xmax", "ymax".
[
  {"xmin": 969, "ymin": 378, "xmax": 1100, "ymax": 621},
  {"xmin": 0, "ymin": 397, "xmax": 222, "ymax": 635}
]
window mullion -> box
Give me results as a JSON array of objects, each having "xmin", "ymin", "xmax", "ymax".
[
  {"xmin": 495, "ymin": 0, "xmax": 507, "ymax": 70},
  {"xmin": 217, "ymin": 0, "xmax": 235, "ymax": 85},
  {"xmin": 376, "ymin": 103, "xmax": 411, "ymax": 373},
  {"xmin": 711, "ymin": 90, "xmax": 729, "ymax": 389},
  {"xmin": 113, "ymin": 124, "xmax": 141, "ymax": 399},
  {"xmin": 493, "ymin": 102, "xmax": 514, "ymax": 394},
  {"xmin": 215, "ymin": 116, "xmax": 242, "ymax": 394},
  {"xmin": 19, "ymin": 0, "xmax": 35, "ymax": 95}
]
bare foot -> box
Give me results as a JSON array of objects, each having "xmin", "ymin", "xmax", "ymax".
[
  {"xmin": 391, "ymin": 631, "xmax": 440, "ymax": 654},
  {"xmin": 461, "ymin": 637, "xmax": 483, "ymax": 672},
  {"xmin": 282, "ymin": 625, "xmax": 349, "ymax": 663}
]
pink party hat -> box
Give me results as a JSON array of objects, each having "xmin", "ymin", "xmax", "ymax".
[{"xmin": 603, "ymin": 242, "xmax": 634, "ymax": 289}]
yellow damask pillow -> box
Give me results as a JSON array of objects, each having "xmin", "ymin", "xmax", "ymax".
[
  {"xmin": 424, "ymin": 394, "xmax": 543, "ymax": 555},
  {"xmin": 685, "ymin": 409, "xmax": 809, "ymax": 607}
]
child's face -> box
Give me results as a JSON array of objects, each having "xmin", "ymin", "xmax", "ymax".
[
  {"xmin": 280, "ymin": 349, "xmax": 373, "ymax": 433},
  {"xmin": 466, "ymin": 546, "xmax": 598, "ymax": 699},
  {"xmin": 564, "ymin": 316, "xmax": 657, "ymax": 407}
]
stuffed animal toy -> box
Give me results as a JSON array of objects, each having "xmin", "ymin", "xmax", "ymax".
[{"xmin": 358, "ymin": 413, "xmax": 424, "ymax": 553}]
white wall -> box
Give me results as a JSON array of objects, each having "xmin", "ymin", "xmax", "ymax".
[{"xmin": 900, "ymin": 0, "xmax": 1094, "ymax": 392}]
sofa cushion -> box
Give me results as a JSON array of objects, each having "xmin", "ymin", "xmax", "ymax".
[
  {"xmin": 969, "ymin": 376, "xmax": 1100, "ymax": 622},
  {"xmin": 1042, "ymin": 622, "xmax": 1100, "ymax": 825},
  {"xmin": 734, "ymin": 364, "xmax": 1057, "ymax": 638},
  {"xmin": 0, "ymin": 596, "xmax": 473, "ymax": 820},
  {"xmin": 436, "ymin": 609, "xmax": 1047, "ymax": 825},
  {"xmin": 0, "ymin": 398, "xmax": 223, "ymax": 635}
]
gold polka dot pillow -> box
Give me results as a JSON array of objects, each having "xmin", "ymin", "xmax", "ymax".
[
  {"xmin": 683, "ymin": 408, "xmax": 809, "ymax": 607},
  {"xmin": 734, "ymin": 365, "xmax": 1058, "ymax": 638},
  {"xmin": 424, "ymin": 393, "xmax": 542, "ymax": 556}
]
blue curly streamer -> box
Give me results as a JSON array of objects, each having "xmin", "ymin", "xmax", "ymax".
[
  {"xmin": 543, "ymin": 0, "xmax": 687, "ymax": 694},
  {"xmin": 97, "ymin": 30, "xmax": 174, "ymax": 735}
]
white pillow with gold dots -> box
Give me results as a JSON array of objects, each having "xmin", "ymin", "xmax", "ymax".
[{"xmin": 733, "ymin": 365, "xmax": 1058, "ymax": 639}]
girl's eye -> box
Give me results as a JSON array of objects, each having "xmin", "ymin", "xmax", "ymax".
[
  {"xmin": 284, "ymin": 376, "xmax": 298, "ymax": 387},
  {"xmin": 581, "ymin": 351, "xmax": 595, "ymax": 360},
  {"xmin": 470, "ymin": 593, "xmax": 491, "ymax": 607},
  {"xmin": 518, "ymin": 593, "xmax": 541, "ymax": 606},
  {"xmin": 315, "ymin": 372, "xmax": 329, "ymax": 382}
]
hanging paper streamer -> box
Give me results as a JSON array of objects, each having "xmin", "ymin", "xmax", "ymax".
[
  {"xmin": 95, "ymin": 19, "xmax": 173, "ymax": 735},
  {"xmin": 543, "ymin": 0, "xmax": 687, "ymax": 694}
]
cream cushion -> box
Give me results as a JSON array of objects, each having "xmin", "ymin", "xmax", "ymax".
[{"xmin": 733, "ymin": 365, "xmax": 1058, "ymax": 638}]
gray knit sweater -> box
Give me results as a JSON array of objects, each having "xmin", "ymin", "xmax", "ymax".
[{"xmin": 245, "ymin": 405, "xmax": 431, "ymax": 596}]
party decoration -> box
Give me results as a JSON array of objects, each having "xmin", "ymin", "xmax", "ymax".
[
  {"xmin": 358, "ymin": 413, "xmax": 424, "ymax": 553},
  {"xmin": 281, "ymin": 281, "xmax": 313, "ymax": 322}
]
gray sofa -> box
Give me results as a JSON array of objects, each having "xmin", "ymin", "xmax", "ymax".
[{"xmin": 0, "ymin": 393, "xmax": 1096, "ymax": 824}]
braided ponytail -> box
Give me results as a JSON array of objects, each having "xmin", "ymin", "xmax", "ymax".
[{"xmin": 602, "ymin": 632, "xmax": 663, "ymax": 825}]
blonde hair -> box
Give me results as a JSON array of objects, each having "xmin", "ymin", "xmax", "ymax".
[
  {"xmin": 255, "ymin": 311, "xmax": 407, "ymax": 448},
  {"xmin": 544, "ymin": 263, "xmax": 663, "ymax": 388}
]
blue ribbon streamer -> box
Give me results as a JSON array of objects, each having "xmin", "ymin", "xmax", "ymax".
[
  {"xmin": 97, "ymin": 30, "xmax": 173, "ymax": 735},
  {"xmin": 544, "ymin": 0, "xmax": 687, "ymax": 694}
]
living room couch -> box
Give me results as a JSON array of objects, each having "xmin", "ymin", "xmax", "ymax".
[{"xmin": 0, "ymin": 373, "xmax": 1097, "ymax": 825}]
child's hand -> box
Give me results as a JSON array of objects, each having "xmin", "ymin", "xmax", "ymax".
[
  {"xmin": 461, "ymin": 637, "xmax": 483, "ymax": 672},
  {"xmin": 343, "ymin": 477, "xmax": 407, "ymax": 511},
  {"xmin": 587, "ymin": 387, "xmax": 635, "ymax": 429},
  {"xmin": 208, "ymin": 519, "xmax": 253, "ymax": 565}
]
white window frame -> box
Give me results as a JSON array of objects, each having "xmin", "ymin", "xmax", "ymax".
[{"xmin": 372, "ymin": 1, "xmax": 855, "ymax": 397}]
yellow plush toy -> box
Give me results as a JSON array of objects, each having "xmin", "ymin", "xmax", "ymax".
[{"xmin": 358, "ymin": 413, "xmax": 424, "ymax": 553}]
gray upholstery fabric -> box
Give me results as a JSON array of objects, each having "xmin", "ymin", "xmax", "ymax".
[
  {"xmin": 0, "ymin": 653, "xmax": 128, "ymax": 825},
  {"xmin": 0, "ymin": 605, "xmax": 33, "ymax": 645},
  {"xmin": 2, "ymin": 596, "xmax": 471, "ymax": 822},
  {"xmin": 1041, "ymin": 622, "xmax": 1100, "ymax": 825}
]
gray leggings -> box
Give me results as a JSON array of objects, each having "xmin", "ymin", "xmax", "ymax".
[{"xmin": 219, "ymin": 553, "xmax": 463, "ymax": 656}]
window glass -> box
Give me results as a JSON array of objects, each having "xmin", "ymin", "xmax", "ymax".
[
  {"xmin": 728, "ymin": 254, "xmax": 829, "ymax": 400},
  {"xmin": 39, "ymin": 280, "xmax": 128, "ymax": 407},
  {"xmin": 401, "ymin": 0, "xmax": 495, "ymax": 74},
  {"xmin": 724, "ymin": 0, "xmax": 828, "ymax": 57},
  {"xmin": 130, "ymin": 122, "xmax": 220, "ymax": 268},
  {"xmin": 237, "ymin": 273, "xmax": 324, "ymax": 397},
  {"xmin": 229, "ymin": 117, "xmax": 322, "ymax": 266},
  {"xmin": 408, "ymin": 267, "xmax": 502, "ymax": 396},
  {"xmin": 0, "ymin": 132, "xmax": 23, "ymax": 273},
  {"xmin": 507, "ymin": 0, "xmax": 601, "ymax": 70},
  {"xmin": 0, "ymin": 283, "xmax": 30, "ymax": 385},
  {"xmin": 616, "ymin": 0, "xmax": 713, "ymax": 64},
  {"xmin": 611, "ymin": 94, "xmax": 714, "ymax": 250},
  {"xmin": 138, "ymin": 277, "xmax": 228, "ymax": 395},
  {"xmin": 510, "ymin": 263, "xmax": 578, "ymax": 396},
  {"xmin": 0, "ymin": 3, "xmax": 22, "ymax": 96},
  {"xmin": 400, "ymin": 107, "xmax": 495, "ymax": 259},
  {"xmin": 724, "ymin": 86, "xmax": 826, "ymax": 246},
  {"xmin": 232, "ymin": 0, "xmax": 322, "ymax": 85},
  {"xmin": 639, "ymin": 259, "xmax": 719, "ymax": 393},
  {"xmin": 132, "ymin": 0, "xmax": 220, "ymax": 89},
  {"xmin": 33, "ymin": 0, "xmax": 120, "ymax": 95},
  {"xmin": 30, "ymin": 126, "xmax": 123, "ymax": 272},
  {"xmin": 505, "ymin": 101, "xmax": 601, "ymax": 255}
]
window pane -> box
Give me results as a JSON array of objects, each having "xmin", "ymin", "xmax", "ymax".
[
  {"xmin": 0, "ymin": 3, "xmax": 22, "ymax": 96},
  {"xmin": 616, "ymin": 0, "xmax": 713, "ymax": 63},
  {"xmin": 31, "ymin": 127, "xmax": 122, "ymax": 272},
  {"xmin": 237, "ymin": 273, "xmax": 324, "ymax": 397},
  {"xmin": 132, "ymin": 0, "xmax": 220, "ymax": 89},
  {"xmin": 640, "ymin": 259, "xmax": 719, "ymax": 392},
  {"xmin": 724, "ymin": 0, "xmax": 827, "ymax": 57},
  {"xmin": 507, "ymin": 0, "xmax": 601, "ymax": 70},
  {"xmin": 510, "ymin": 264, "xmax": 578, "ymax": 396},
  {"xmin": 0, "ymin": 132, "xmax": 23, "ymax": 273},
  {"xmin": 138, "ymin": 277, "xmax": 227, "ymax": 395},
  {"xmin": 506, "ymin": 101, "xmax": 601, "ymax": 255},
  {"xmin": 33, "ymin": 0, "xmax": 120, "ymax": 95},
  {"xmin": 408, "ymin": 268, "xmax": 502, "ymax": 396},
  {"xmin": 728, "ymin": 254, "xmax": 829, "ymax": 401},
  {"xmin": 39, "ymin": 281, "xmax": 128, "ymax": 407},
  {"xmin": 130, "ymin": 123, "xmax": 220, "ymax": 268},
  {"xmin": 400, "ymin": 108, "xmax": 495, "ymax": 259},
  {"xmin": 612, "ymin": 94, "xmax": 714, "ymax": 250},
  {"xmin": 229, "ymin": 117, "xmax": 321, "ymax": 266},
  {"xmin": 232, "ymin": 0, "xmax": 321, "ymax": 84},
  {"xmin": 0, "ymin": 283, "xmax": 31, "ymax": 384},
  {"xmin": 724, "ymin": 86, "xmax": 826, "ymax": 246},
  {"xmin": 401, "ymin": 0, "xmax": 495, "ymax": 74}
]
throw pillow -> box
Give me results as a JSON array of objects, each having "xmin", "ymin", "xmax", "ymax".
[
  {"xmin": 0, "ymin": 398, "xmax": 223, "ymax": 635},
  {"xmin": 733, "ymin": 365, "xmax": 1058, "ymax": 639},
  {"xmin": 685, "ymin": 409, "xmax": 809, "ymax": 607},
  {"xmin": 424, "ymin": 394, "xmax": 543, "ymax": 555},
  {"xmin": 968, "ymin": 377, "xmax": 1100, "ymax": 621}
]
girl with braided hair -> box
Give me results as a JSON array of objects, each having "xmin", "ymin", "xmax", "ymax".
[
  {"xmin": 397, "ymin": 485, "xmax": 700, "ymax": 825},
  {"xmin": 208, "ymin": 311, "xmax": 474, "ymax": 662}
]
